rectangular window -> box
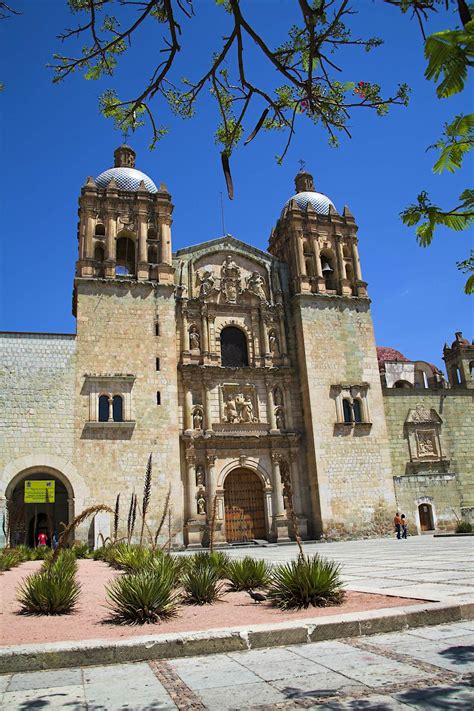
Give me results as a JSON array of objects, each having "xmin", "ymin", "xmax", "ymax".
[
  {"xmin": 155, "ymin": 321, "xmax": 160, "ymax": 336},
  {"xmin": 156, "ymin": 391, "xmax": 161, "ymax": 405},
  {"xmin": 156, "ymin": 357, "xmax": 160, "ymax": 371}
]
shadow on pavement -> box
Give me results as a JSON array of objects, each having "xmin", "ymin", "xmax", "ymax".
[{"xmin": 439, "ymin": 645, "xmax": 474, "ymax": 666}]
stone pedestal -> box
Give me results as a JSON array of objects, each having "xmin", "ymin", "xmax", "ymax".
[
  {"xmin": 273, "ymin": 514, "xmax": 290, "ymax": 542},
  {"xmin": 186, "ymin": 519, "xmax": 203, "ymax": 548}
]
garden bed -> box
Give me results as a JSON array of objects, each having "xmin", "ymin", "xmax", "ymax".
[{"xmin": 1, "ymin": 559, "xmax": 425, "ymax": 647}]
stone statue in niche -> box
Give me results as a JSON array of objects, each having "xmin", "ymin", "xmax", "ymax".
[
  {"xmin": 192, "ymin": 407, "xmax": 203, "ymax": 430},
  {"xmin": 221, "ymin": 255, "xmax": 241, "ymax": 303},
  {"xmin": 417, "ymin": 430, "xmax": 437, "ymax": 457},
  {"xmin": 274, "ymin": 387, "xmax": 283, "ymax": 406},
  {"xmin": 189, "ymin": 326, "xmax": 200, "ymax": 351},
  {"xmin": 195, "ymin": 465, "xmax": 205, "ymax": 487},
  {"xmin": 276, "ymin": 407, "xmax": 286, "ymax": 430},
  {"xmin": 269, "ymin": 330, "xmax": 280, "ymax": 355},
  {"xmin": 197, "ymin": 491, "xmax": 206, "ymax": 515},
  {"xmin": 247, "ymin": 271, "xmax": 267, "ymax": 301},
  {"xmin": 239, "ymin": 394, "xmax": 255, "ymax": 423},
  {"xmin": 197, "ymin": 270, "xmax": 215, "ymax": 298}
]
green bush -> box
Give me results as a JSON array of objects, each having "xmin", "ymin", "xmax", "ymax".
[
  {"xmin": 455, "ymin": 520, "xmax": 473, "ymax": 533},
  {"xmin": 42, "ymin": 549, "xmax": 78, "ymax": 578},
  {"xmin": 17, "ymin": 569, "xmax": 80, "ymax": 615},
  {"xmin": 181, "ymin": 565, "xmax": 224, "ymax": 605},
  {"xmin": 106, "ymin": 567, "xmax": 179, "ymax": 624},
  {"xmin": 226, "ymin": 557, "xmax": 272, "ymax": 591},
  {"xmin": 267, "ymin": 555, "xmax": 344, "ymax": 610}
]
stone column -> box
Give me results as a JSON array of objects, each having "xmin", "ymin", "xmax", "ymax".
[
  {"xmin": 184, "ymin": 381, "xmax": 193, "ymax": 432},
  {"xmin": 160, "ymin": 221, "xmax": 172, "ymax": 264},
  {"xmin": 204, "ymin": 381, "xmax": 213, "ymax": 433},
  {"xmin": 137, "ymin": 216, "xmax": 148, "ymax": 280},
  {"xmin": 271, "ymin": 454, "xmax": 285, "ymax": 516},
  {"xmin": 106, "ymin": 215, "xmax": 116, "ymax": 261},
  {"xmin": 352, "ymin": 239, "xmax": 363, "ymax": 281},
  {"xmin": 185, "ymin": 454, "xmax": 197, "ymax": 521},
  {"xmin": 267, "ymin": 385, "xmax": 277, "ymax": 432},
  {"xmin": 201, "ymin": 310, "xmax": 209, "ymax": 354},
  {"xmin": 296, "ymin": 235, "xmax": 306, "ymax": 276},
  {"xmin": 336, "ymin": 237, "xmax": 346, "ymax": 280},
  {"xmin": 206, "ymin": 454, "xmax": 217, "ymax": 515},
  {"xmin": 260, "ymin": 312, "xmax": 269, "ymax": 356},
  {"xmin": 107, "ymin": 396, "xmax": 114, "ymax": 422},
  {"xmin": 278, "ymin": 309, "xmax": 288, "ymax": 356},
  {"xmin": 85, "ymin": 215, "xmax": 95, "ymax": 259},
  {"xmin": 180, "ymin": 305, "xmax": 189, "ymax": 358}
]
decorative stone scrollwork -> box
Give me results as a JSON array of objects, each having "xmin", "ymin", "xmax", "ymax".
[
  {"xmin": 246, "ymin": 271, "xmax": 267, "ymax": 301},
  {"xmin": 411, "ymin": 403, "xmax": 433, "ymax": 423},
  {"xmin": 197, "ymin": 270, "xmax": 216, "ymax": 298},
  {"xmin": 220, "ymin": 255, "xmax": 242, "ymax": 303},
  {"xmin": 189, "ymin": 326, "xmax": 200, "ymax": 351}
]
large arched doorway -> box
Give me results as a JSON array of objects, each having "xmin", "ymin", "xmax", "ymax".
[
  {"xmin": 224, "ymin": 468, "xmax": 266, "ymax": 542},
  {"xmin": 418, "ymin": 503, "xmax": 434, "ymax": 532},
  {"xmin": 7, "ymin": 472, "xmax": 71, "ymax": 547}
]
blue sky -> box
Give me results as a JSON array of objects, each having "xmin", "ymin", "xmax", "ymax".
[{"xmin": 0, "ymin": 0, "xmax": 472, "ymax": 369}]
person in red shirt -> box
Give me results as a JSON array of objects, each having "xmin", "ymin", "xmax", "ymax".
[
  {"xmin": 393, "ymin": 513, "xmax": 402, "ymax": 540},
  {"xmin": 37, "ymin": 532, "xmax": 48, "ymax": 546}
]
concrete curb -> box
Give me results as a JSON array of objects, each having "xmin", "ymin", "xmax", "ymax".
[{"xmin": 1, "ymin": 599, "xmax": 473, "ymax": 674}]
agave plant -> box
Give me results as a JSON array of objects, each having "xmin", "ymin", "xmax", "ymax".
[
  {"xmin": 226, "ymin": 557, "xmax": 272, "ymax": 592},
  {"xmin": 106, "ymin": 566, "xmax": 179, "ymax": 624},
  {"xmin": 181, "ymin": 565, "xmax": 224, "ymax": 605},
  {"xmin": 0, "ymin": 550, "xmax": 21, "ymax": 572},
  {"xmin": 181, "ymin": 551, "xmax": 230, "ymax": 579},
  {"xmin": 267, "ymin": 555, "xmax": 345, "ymax": 610},
  {"xmin": 108, "ymin": 543, "xmax": 154, "ymax": 573},
  {"xmin": 17, "ymin": 568, "xmax": 80, "ymax": 615},
  {"xmin": 42, "ymin": 549, "xmax": 78, "ymax": 578}
]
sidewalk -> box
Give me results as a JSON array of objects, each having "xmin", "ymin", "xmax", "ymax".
[{"xmin": 1, "ymin": 621, "xmax": 473, "ymax": 709}]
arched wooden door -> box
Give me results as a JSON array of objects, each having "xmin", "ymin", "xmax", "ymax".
[
  {"xmin": 418, "ymin": 503, "xmax": 434, "ymax": 531},
  {"xmin": 224, "ymin": 469, "xmax": 266, "ymax": 542}
]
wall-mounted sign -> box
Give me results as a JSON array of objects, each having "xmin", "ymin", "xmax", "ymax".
[{"xmin": 24, "ymin": 480, "xmax": 55, "ymax": 504}]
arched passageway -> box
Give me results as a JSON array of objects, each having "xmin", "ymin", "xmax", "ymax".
[
  {"xmin": 7, "ymin": 472, "xmax": 71, "ymax": 547},
  {"xmin": 224, "ymin": 468, "xmax": 266, "ymax": 542}
]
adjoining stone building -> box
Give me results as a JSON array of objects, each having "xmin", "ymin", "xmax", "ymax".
[{"xmin": 1, "ymin": 146, "xmax": 472, "ymax": 547}]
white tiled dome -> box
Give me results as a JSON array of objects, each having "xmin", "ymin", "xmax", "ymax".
[
  {"xmin": 95, "ymin": 167, "xmax": 158, "ymax": 193},
  {"xmin": 284, "ymin": 190, "xmax": 335, "ymax": 215}
]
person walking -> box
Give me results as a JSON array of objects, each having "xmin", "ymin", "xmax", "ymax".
[
  {"xmin": 401, "ymin": 514, "xmax": 408, "ymax": 539},
  {"xmin": 37, "ymin": 531, "xmax": 48, "ymax": 547},
  {"xmin": 394, "ymin": 512, "xmax": 402, "ymax": 540}
]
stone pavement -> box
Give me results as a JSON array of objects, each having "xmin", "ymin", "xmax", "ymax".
[
  {"xmin": 223, "ymin": 535, "xmax": 474, "ymax": 602},
  {"xmin": 1, "ymin": 621, "xmax": 473, "ymax": 709}
]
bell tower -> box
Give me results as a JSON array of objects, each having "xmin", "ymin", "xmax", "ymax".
[
  {"xmin": 268, "ymin": 170, "xmax": 395, "ymax": 538},
  {"xmin": 76, "ymin": 144, "xmax": 174, "ymax": 284},
  {"xmin": 72, "ymin": 146, "xmax": 182, "ymax": 544}
]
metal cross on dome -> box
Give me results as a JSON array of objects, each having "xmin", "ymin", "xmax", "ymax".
[
  {"xmin": 122, "ymin": 127, "xmax": 130, "ymax": 144},
  {"xmin": 298, "ymin": 158, "xmax": 306, "ymax": 171}
]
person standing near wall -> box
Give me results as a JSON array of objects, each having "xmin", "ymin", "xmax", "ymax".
[
  {"xmin": 394, "ymin": 512, "xmax": 402, "ymax": 540},
  {"xmin": 401, "ymin": 514, "xmax": 408, "ymax": 539}
]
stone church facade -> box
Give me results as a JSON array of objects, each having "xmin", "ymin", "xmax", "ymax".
[{"xmin": 1, "ymin": 145, "xmax": 473, "ymax": 547}]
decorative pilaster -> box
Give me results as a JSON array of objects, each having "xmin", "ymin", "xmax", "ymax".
[
  {"xmin": 206, "ymin": 454, "xmax": 217, "ymax": 514},
  {"xmin": 160, "ymin": 220, "xmax": 172, "ymax": 264},
  {"xmin": 184, "ymin": 379, "xmax": 193, "ymax": 433},
  {"xmin": 271, "ymin": 453, "xmax": 290, "ymax": 541},
  {"xmin": 105, "ymin": 214, "xmax": 117, "ymax": 276},
  {"xmin": 137, "ymin": 214, "xmax": 148, "ymax": 280},
  {"xmin": 266, "ymin": 384, "xmax": 278, "ymax": 432},
  {"xmin": 204, "ymin": 380, "xmax": 213, "ymax": 434}
]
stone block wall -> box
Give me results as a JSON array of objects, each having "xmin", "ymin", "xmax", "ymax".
[
  {"xmin": 0, "ymin": 333, "xmax": 76, "ymax": 470},
  {"xmin": 293, "ymin": 296, "xmax": 396, "ymax": 538},
  {"xmin": 384, "ymin": 389, "xmax": 474, "ymax": 531},
  {"xmin": 74, "ymin": 280, "xmax": 183, "ymax": 545}
]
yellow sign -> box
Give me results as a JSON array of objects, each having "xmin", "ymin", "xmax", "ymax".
[{"xmin": 24, "ymin": 480, "xmax": 55, "ymax": 504}]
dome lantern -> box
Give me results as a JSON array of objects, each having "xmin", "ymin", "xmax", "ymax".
[{"xmin": 114, "ymin": 144, "xmax": 136, "ymax": 169}]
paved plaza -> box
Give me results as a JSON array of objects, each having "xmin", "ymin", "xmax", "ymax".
[
  {"xmin": 224, "ymin": 534, "xmax": 474, "ymax": 602},
  {"xmin": 1, "ymin": 621, "xmax": 473, "ymax": 709}
]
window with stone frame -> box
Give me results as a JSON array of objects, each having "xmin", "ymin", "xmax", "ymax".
[
  {"xmin": 83, "ymin": 374, "xmax": 135, "ymax": 425},
  {"xmin": 332, "ymin": 384, "xmax": 370, "ymax": 425}
]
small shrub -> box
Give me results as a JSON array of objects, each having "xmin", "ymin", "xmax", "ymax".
[
  {"xmin": 455, "ymin": 520, "xmax": 473, "ymax": 534},
  {"xmin": 43, "ymin": 549, "xmax": 78, "ymax": 578},
  {"xmin": 267, "ymin": 555, "xmax": 344, "ymax": 610},
  {"xmin": 17, "ymin": 570, "xmax": 80, "ymax": 615},
  {"xmin": 226, "ymin": 557, "xmax": 272, "ymax": 592},
  {"xmin": 181, "ymin": 565, "xmax": 224, "ymax": 605},
  {"xmin": 106, "ymin": 567, "xmax": 179, "ymax": 624}
]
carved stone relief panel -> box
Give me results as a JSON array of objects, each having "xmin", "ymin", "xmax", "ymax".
[
  {"xmin": 221, "ymin": 384, "xmax": 259, "ymax": 423},
  {"xmin": 416, "ymin": 429, "xmax": 438, "ymax": 458}
]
